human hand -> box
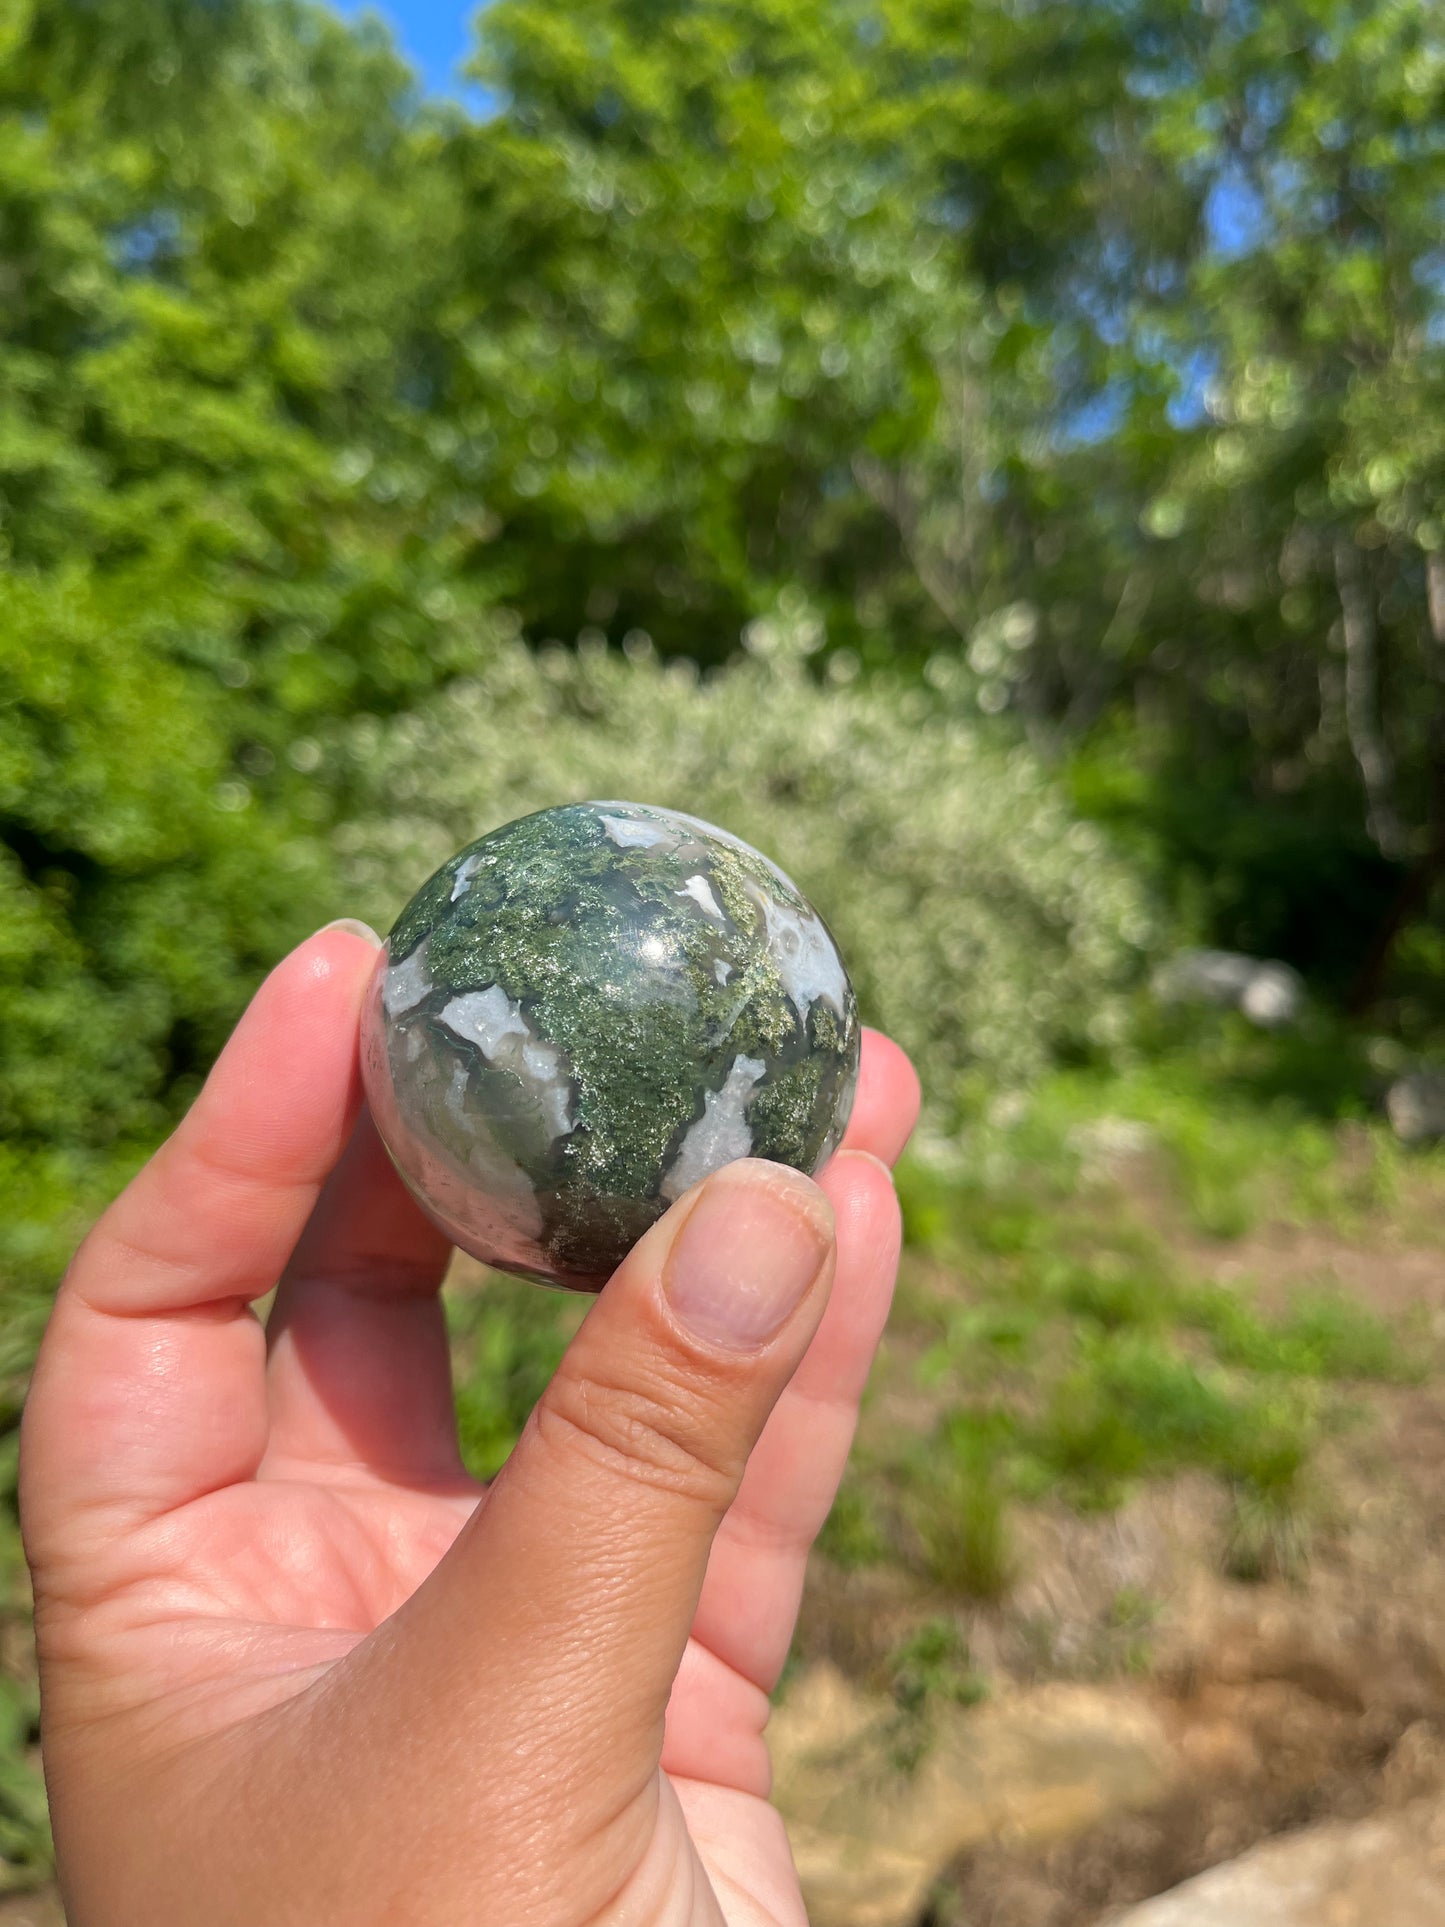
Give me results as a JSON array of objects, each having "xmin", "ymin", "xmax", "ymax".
[{"xmin": 21, "ymin": 925, "xmax": 919, "ymax": 1926}]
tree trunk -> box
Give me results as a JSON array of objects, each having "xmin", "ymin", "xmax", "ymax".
[
  {"xmin": 1334, "ymin": 533, "xmax": 1407, "ymax": 861},
  {"xmin": 1347, "ymin": 546, "xmax": 1445, "ymax": 1014}
]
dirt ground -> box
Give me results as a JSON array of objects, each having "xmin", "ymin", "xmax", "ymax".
[
  {"xmin": 0, "ymin": 1893, "xmax": 61, "ymax": 1926},
  {"xmin": 793, "ymin": 1182, "xmax": 1445, "ymax": 1926}
]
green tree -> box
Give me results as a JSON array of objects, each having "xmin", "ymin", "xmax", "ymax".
[
  {"xmin": 7, "ymin": 0, "xmax": 1445, "ymax": 1279},
  {"xmin": 442, "ymin": 0, "xmax": 1153, "ymax": 664},
  {"xmin": 440, "ymin": 0, "xmax": 1445, "ymax": 1003},
  {"xmin": 1137, "ymin": 0, "xmax": 1445, "ymax": 996},
  {"xmin": 0, "ymin": 0, "xmax": 485, "ymax": 1236}
]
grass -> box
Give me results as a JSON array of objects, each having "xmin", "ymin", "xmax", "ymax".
[
  {"xmin": 910, "ymin": 1415, "xmax": 1017, "ymax": 1600},
  {"xmin": 899, "ymin": 1309, "xmax": 1332, "ymax": 1588},
  {"xmin": 885, "ymin": 1617, "xmax": 989, "ymax": 1772},
  {"xmin": 924, "ymin": 1006, "xmax": 1427, "ymax": 1245},
  {"xmin": 888, "ymin": 1617, "xmax": 990, "ymax": 1713},
  {"xmin": 815, "ymin": 1474, "xmax": 890, "ymax": 1569},
  {"xmin": 1102, "ymin": 1586, "xmax": 1160, "ymax": 1676},
  {"xmin": 449, "ymin": 1275, "xmax": 585, "ymax": 1480},
  {"xmin": 1184, "ymin": 1281, "xmax": 1424, "ymax": 1382},
  {"xmin": 862, "ymin": 1022, "xmax": 1439, "ymax": 1614}
]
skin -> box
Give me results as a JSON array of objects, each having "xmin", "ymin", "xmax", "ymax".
[{"xmin": 20, "ymin": 925, "xmax": 920, "ymax": 1927}]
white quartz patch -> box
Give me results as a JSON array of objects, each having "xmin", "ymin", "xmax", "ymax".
[
  {"xmin": 443, "ymin": 1060, "xmax": 473, "ymax": 1132},
  {"xmin": 756, "ymin": 892, "xmax": 849, "ymax": 1024},
  {"xmin": 713, "ymin": 958, "xmax": 733, "ymax": 986},
  {"xmin": 598, "ymin": 811, "xmax": 672, "ymax": 850},
  {"xmin": 450, "ymin": 854, "xmax": 482, "ymax": 902},
  {"xmin": 591, "ymin": 800, "xmax": 799, "ymax": 896},
  {"xmin": 677, "ymin": 873, "xmax": 726, "ymax": 921},
  {"xmin": 438, "ymin": 985, "xmax": 575, "ymax": 1141},
  {"xmin": 383, "ymin": 941, "xmax": 434, "ymax": 1017},
  {"xmin": 667, "ymin": 809, "xmax": 800, "ymax": 894},
  {"xmin": 661, "ymin": 1054, "xmax": 767, "ymax": 1202}
]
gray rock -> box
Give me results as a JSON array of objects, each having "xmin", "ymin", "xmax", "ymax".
[
  {"xmin": 1069, "ymin": 1115, "xmax": 1156, "ymax": 1181},
  {"xmin": 1153, "ymin": 950, "xmax": 1257, "ymax": 1008},
  {"xmin": 1105, "ymin": 1798, "xmax": 1445, "ymax": 1926},
  {"xmin": 1238, "ymin": 962, "xmax": 1306, "ymax": 1030},
  {"xmin": 1387, "ymin": 1072, "xmax": 1445, "ymax": 1146},
  {"xmin": 1152, "ymin": 950, "xmax": 1305, "ymax": 1030}
]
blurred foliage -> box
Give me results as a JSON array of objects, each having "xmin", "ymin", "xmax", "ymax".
[
  {"xmin": 885, "ymin": 1617, "xmax": 989, "ymax": 1771},
  {"xmin": 0, "ymin": 0, "xmax": 486, "ymax": 1181},
  {"xmin": 335, "ymin": 622, "xmax": 1155, "ymax": 1111},
  {"xmin": 453, "ymin": 0, "xmax": 1445, "ymax": 1006},
  {"xmin": 449, "ymin": 1273, "xmax": 584, "ymax": 1480},
  {"xmin": 4, "ymin": 0, "xmax": 1444, "ymax": 1212},
  {"xmin": 881, "ymin": 1063, "xmax": 1429, "ymax": 1596}
]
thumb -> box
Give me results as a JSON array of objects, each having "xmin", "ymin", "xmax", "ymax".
[{"xmin": 352, "ymin": 1158, "xmax": 833, "ymax": 1852}]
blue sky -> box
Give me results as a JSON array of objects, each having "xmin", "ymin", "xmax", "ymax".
[{"xmin": 333, "ymin": 0, "xmax": 484, "ymax": 102}]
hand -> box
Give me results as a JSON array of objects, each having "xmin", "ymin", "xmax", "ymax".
[{"xmin": 21, "ymin": 926, "xmax": 919, "ymax": 1926}]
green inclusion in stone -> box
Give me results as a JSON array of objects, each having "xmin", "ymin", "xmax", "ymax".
[{"xmin": 361, "ymin": 800, "xmax": 861, "ymax": 1291}]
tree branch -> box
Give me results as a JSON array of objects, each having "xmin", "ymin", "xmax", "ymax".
[
  {"xmin": 1427, "ymin": 551, "xmax": 1445, "ymax": 655},
  {"xmin": 852, "ymin": 453, "xmax": 973, "ymax": 643}
]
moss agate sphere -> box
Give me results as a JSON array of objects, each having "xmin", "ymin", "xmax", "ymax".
[{"xmin": 362, "ymin": 801, "xmax": 860, "ymax": 1291}]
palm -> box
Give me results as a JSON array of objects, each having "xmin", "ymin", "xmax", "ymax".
[
  {"xmin": 23, "ymin": 932, "xmax": 916, "ymax": 1927},
  {"xmin": 142, "ymin": 1461, "xmax": 795, "ymax": 1915},
  {"xmin": 137, "ymin": 1468, "xmax": 482, "ymax": 1677},
  {"xmin": 138, "ymin": 1452, "xmax": 754, "ymax": 1746},
  {"xmin": 121, "ymin": 1320, "xmax": 799, "ymax": 1907}
]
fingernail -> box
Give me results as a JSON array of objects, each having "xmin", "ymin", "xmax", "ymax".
[
  {"xmin": 837, "ymin": 1147, "xmax": 896, "ymax": 1185},
  {"xmin": 665, "ymin": 1160, "xmax": 834, "ymax": 1350},
  {"xmin": 320, "ymin": 918, "xmax": 381, "ymax": 946}
]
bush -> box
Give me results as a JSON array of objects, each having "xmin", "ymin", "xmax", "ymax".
[{"xmin": 335, "ymin": 613, "xmax": 1157, "ymax": 1122}]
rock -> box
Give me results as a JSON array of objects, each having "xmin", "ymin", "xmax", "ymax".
[
  {"xmin": 1153, "ymin": 950, "xmax": 1256, "ymax": 1009},
  {"xmin": 771, "ymin": 1664, "xmax": 1178, "ymax": 1927},
  {"xmin": 1105, "ymin": 1799, "xmax": 1445, "ymax": 1926},
  {"xmin": 1387, "ymin": 1072, "xmax": 1445, "ymax": 1146},
  {"xmin": 1238, "ymin": 962, "xmax": 1306, "ymax": 1030},
  {"xmin": 363, "ymin": 800, "xmax": 860, "ymax": 1290},
  {"xmin": 1152, "ymin": 950, "xmax": 1305, "ymax": 1030},
  {"xmin": 1069, "ymin": 1115, "xmax": 1156, "ymax": 1180}
]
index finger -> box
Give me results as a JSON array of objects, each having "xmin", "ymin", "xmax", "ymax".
[{"xmin": 20, "ymin": 927, "xmax": 378, "ymax": 1555}]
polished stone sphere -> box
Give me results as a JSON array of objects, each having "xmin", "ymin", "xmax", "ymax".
[{"xmin": 361, "ymin": 801, "xmax": 860, "ymax": 1291}]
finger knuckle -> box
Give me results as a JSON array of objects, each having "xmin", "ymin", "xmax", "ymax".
[{"xmin": 536, "ymin": 1362, "xmax": 739, "ymax": 1513}]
